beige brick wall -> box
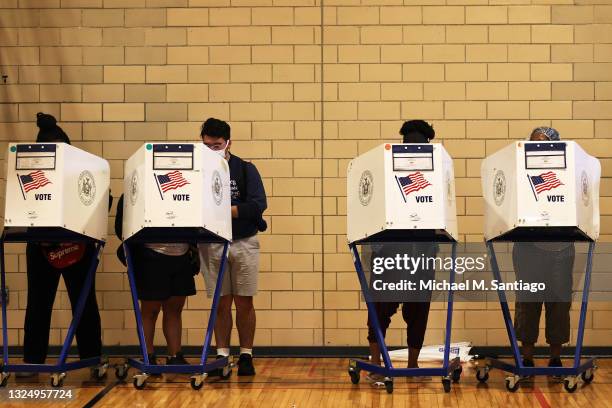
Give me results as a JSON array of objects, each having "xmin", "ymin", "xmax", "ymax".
[{"xmin": 0, "ymin": 0, "xmax": 611, "ymax": 349}]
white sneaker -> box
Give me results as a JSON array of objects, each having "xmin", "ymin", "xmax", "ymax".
[{"xmin": 366, "ymin": 373, "xmax": 386, "ymax": 388}]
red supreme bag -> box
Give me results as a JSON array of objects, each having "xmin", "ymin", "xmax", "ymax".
[{"xmin": 41, "ymin": 243, "xmax": 87, "ymax": 269}]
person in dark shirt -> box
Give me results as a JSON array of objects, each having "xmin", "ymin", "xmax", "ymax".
[
  {"xmin": 513, "ymin": 126, "xmax": 574, "ymax": 372},
  {"xmin": 198, "ymin": 118, "xmax": 267, "ymax": 376},
  {"xmin": 365, "ymin": 120, "xmax": 437, "ymax": 386},
  {"xmin": 19, "ymin": 113, "xmax": 103, "ymax": 377}
]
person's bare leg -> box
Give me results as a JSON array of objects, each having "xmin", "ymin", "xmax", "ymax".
[
  {"xmin": 407, "ymin": 347, "xmax": 420, "ymax": 369},
  {"xmin": 234, "ymin": 295, "xmax": 255, "ymax": 348},
  {"xmin": 161, "ymin": 296, "xmax": 186, "ymax": 355},
  {"xmin": 141, "ymin": 300, "xmax": 162, "ymax": 355},
  {"xmin": 369, "ymin": 342, "xmax": 381, "ymax": 366},
  {"xmin": 549, "ymin": 343, "xmax": 562, "ymax": 360},
  {"xmin": 215, "ymin": 295, "xmax": 234, "ymax": 349},
  {"xmin": 522, "ymin": 342, "xmax": 535, "ymax": 362}
]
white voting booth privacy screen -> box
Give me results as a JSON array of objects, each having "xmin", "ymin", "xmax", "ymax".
[
  {"xmin": 3, "ymin": 143, "xmax": 110, "ymax": 241},
  {"xmin": 122, "ymin": 142, "xmax": 232, "ymax": 242},
  {"xmin": 347, "ymin": 143, "xmax": 458, "ymax": 244},
  {"xmin": 481, "ymin": 141, "xmax": 601, "ymax": 241}
]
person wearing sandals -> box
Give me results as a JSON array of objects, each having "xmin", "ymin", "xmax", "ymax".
[
  {"xmin": 513, "ymin": 127, "xmax": 575, "ymax": 374},
  {"xmin": 365, "ymin": 120, "xmax": 437, "ymax": 386},
  {"xmin": 115, "ymin": 195, "xmax": 200, "ymax": 369},
  {"xmin": 18, "ymin": 113, "xmax": 106, "ymax": 378}
]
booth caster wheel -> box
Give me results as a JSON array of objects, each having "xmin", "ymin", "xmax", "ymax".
[
  {"xmin": 451, "ymin": 366, "xmax": 462, "ymax": 383},
  {"xmin": 190, "ymin": 373, "xmax": 207, "ymax": 390},
  {"xmin": 384, "ymin": 378, "xmax": 393, "ymax": 394},
  {"xmin": 581, "ymin": 368, "xmax": 595, "ymax": 384},
  {"xmin": 348, "ymin": 366, "xmax": 361, "ymax": 384},
  {"xmin": 505, "ymin": 375, "xmax": 520, "ymax": 392},
  {"xmin": 476, "ymin": 367, "xmax": 490, "ymax": 383},
  {"xmin": 133, "ymin": 373, "xmax": 148, "ymax": 390},
  {"xmin": 442, "ymin": 377, "xmax": 452, "ymax": 393},
  {"xmin": 115, "ymin": 363, "xmax": 129, "ymax": 381},
  {"xmin": 564, "ymin": 376, "xmax": 578, "ymax": 393},
  {"xmin": 50, "ymin": 373, "xmax": 66, "ymax": 388},
  {"xmin": 0, "ymin": 372, "xmax": 9, "ymax": 387}
]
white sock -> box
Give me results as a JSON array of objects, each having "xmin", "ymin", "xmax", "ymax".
[
  {"xmin": 217, "ymin": 348, "xmax": 230, "ymax": 357},
  {"xmin": 240, "ymin": 348, "xmax": 253, "ymax": 356}
]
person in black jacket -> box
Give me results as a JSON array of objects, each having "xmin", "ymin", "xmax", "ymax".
[
  {"xmin": 19, "ymin": 113, "xmax": 103, "ymax": 377},
  {"xmin": 198, "ymin": 118, "xmax": 267, "ymax": 376}
]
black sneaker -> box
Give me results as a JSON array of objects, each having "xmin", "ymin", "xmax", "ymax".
[
  {"xmin": 521, "ymin": 359, "xmax": 535, "ymax": 378},
  {"xmin": 237, "ymin": 353, "xmax": 255, "ymax": 376},
  {"xmin": 147, "ymin": 353, "xmax": 162, "ymax": 377},
  {"xmin": 166, "ymin": 352, "xmax": 189, "ymax": 365},
  {"xmin": 548, "ymin": 357, "xmax": 563, "ymax": 379},
  {"xmin": 207, "ymin": 355, "xmax": 228, "ymax": 377}
]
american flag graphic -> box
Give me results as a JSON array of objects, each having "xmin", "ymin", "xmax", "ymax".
[
  {"xmin": 19, "ymin": 171, "xmax": 51, "ymax": 192},
  {"xmin": 530, "ymin": 171, "xmax": 563, "ymax": 194},
  {"xmin": 396, "ymin": 172, "xmax": 432, "ymax": 198},
  {"xmin": 156, "ymin": 170, "xmax": 189, "ymax": 193}
]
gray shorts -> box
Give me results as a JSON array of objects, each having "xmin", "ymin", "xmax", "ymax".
[{"xmin": 199, "ymin": 235, "xmax": 260, "ymax": 297}]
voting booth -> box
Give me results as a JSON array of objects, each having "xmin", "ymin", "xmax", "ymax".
[
  {"xmin": 347, "ymin": 143, "xmax": 458, "ymax": 244},
  {"xmin": 1, "ymin": 143, "xmax": 110, "ymax": 387},
  {"xmin": 120, "ymin": 142, "xmax": 232, "ymax": 390},
  {"xmin": 478, "ymin": 141, "xmax": 601, "ymax": 393},
  {"xmin": 4, "ymin": 143, "xmax": 110, "ymax": 241},
  {"xmin": 481, "ymin": 141, "xmax": 600, "ymax": 242},
  {"xmin": 123, "ymin": 142, "xmax": 231, "ymax": 243},
  {"xmin": 345, "ymin": 143, "xmax": 461, "ymax": 393}
]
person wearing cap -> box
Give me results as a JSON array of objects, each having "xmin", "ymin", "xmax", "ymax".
[
  {"xmin": 513, "ymin": 126, "xmax": 574, "ymax": 372},
  {"xmin": 365, "ymin": 120, "xmax": 437, "ymax": 386},
  {"xmin": 19, "ymin": 113, "xmax": 105, "ymax": 377}
]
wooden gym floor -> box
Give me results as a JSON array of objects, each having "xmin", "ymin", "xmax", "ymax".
[{"xmin": 1, "ymin": 357, "xmax": 611, "ymax": 407}]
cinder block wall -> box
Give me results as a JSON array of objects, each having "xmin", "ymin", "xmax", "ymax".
[{"xmin": 0, "ymin": 0, "xmax": 611, "ymax": 349}]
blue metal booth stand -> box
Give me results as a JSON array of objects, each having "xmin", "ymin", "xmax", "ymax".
[
  {"xmin": 347, "ymin": 231, "xmax": 463, "ymax": 394},
  {"xmin": 117, "ymin": 228, "xmax": 230, "ymax": 390},
  {"xmin": 0, "ymin": 228, "xmax": 107, "ymax": 387},
  {"xmin": 476, "ymin": 229, "xmax": 596, "ymax": 393}
]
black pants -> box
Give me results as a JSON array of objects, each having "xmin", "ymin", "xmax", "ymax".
[
  {"xmin": 366, "ymin": 242, "xmax": 436, "ymax": 349},
  {"xmin": 367, "ymin": 302, "xmax": 431, "ymax": 349},
  {"xmin": 23, "ymin": 243, "xmax": 102, "ymax": 364},
  {"xmin": 512, "ymin": 243, "xmax": 574, "ymax": 345}
]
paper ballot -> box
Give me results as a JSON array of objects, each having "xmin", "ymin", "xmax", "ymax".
[{"xmin": 384, "ymin": 342, "xmax": 474, "ymax": 363}]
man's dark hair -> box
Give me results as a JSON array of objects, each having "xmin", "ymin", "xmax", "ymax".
[
  {"xmin": 36, "ymin": 112, "xmax": 70, "ymax": 144},
  {"xmin": 200, "ymin": 117, "xmax": 231, "ymax": 141},
  {"xmin": 399, "ymin": 120, "xmax": 435, "ymax": 143}
]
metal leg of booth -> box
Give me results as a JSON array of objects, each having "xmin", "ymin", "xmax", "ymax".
[
  {"xmin": 0, "ymin": 241, "xmax": 9, "ymax": 386},
  {"xmin": 0, "ymin": 241, "xmax": 106, "ymax": 388},
  {"xmin": 347, "ymin": 242, "xmax": 462, "ymax": 394},
  {"xmin": 477, "ymin": 241, "xmax": 597, "ymax": 393},
  {"xmin": 124, "ymin": 241, "xmax": 232, "ymax": 390},
  {"xmin": 190, "ymin": 241, "xmax": 231, "ymax": 390}
]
